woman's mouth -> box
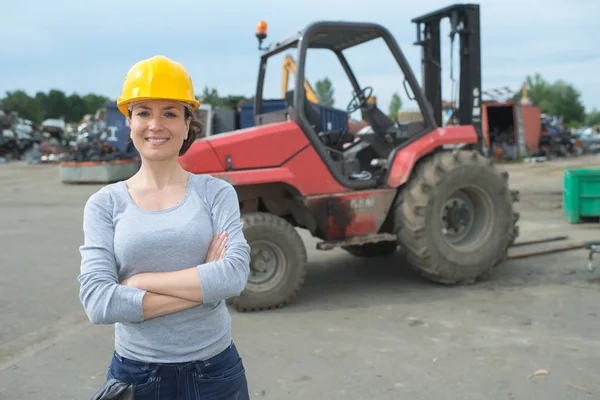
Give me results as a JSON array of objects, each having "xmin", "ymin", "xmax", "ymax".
[{"xmin": 146, "ymin": 137, "xmax": 169, "ymax": 145}]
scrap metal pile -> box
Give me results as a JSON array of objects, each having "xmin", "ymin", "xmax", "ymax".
[
  {"xmin": 0, "ymin": 103, "xmax": 47, "ymax": 162},
  {"xmin": 538, "ymin": 114, "xmax": 584, "ymax": 158},
  {"xmin": 0, "ymin": 102, "xmax": 137, "ymax": 164},
  {"xmin": 64, "ymin": 136, "xmax": 134, "ymax": 162}
]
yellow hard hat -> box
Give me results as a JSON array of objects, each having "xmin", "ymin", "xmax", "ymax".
[{"xmin": 117, "ymin": 55, "xmax": 200, "ymax": 116}]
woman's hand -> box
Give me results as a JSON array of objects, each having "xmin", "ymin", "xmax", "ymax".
[{"xmin": 206, "ymin": 232, "xmax": 228, "ymax": 263}]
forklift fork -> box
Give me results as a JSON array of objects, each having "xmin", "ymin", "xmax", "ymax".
[{"xmin": 584, "ymin": 241, "xmax": 600, "ymax": 272}]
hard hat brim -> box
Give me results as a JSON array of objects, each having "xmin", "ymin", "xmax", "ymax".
[{"xmin": 117, "ymin": 96, "xmax": 200, "ymax": 117}]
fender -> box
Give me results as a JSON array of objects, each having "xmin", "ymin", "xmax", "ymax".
[
  {"xmin": 386, "ymin": 126, "xmax": 478, "ymax": 187},
  {"xmin": 211, "ymin": 145, "xmax": 348, "ymax": 196},
  {"xmin": 180, "ymin": 121, "xmax": 310, "ymax": 173}
]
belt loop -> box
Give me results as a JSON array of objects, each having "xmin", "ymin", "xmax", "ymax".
[{"xmin": 114, "ymin": 352, "xmax": 123, "ymax": 363}]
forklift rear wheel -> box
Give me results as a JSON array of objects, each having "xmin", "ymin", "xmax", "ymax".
[
  {"xmin": 342, "ymin": 241, "xmax": 398, "ymax": 257},
  {"xmin": 228, "ymin": 212, "xmax": 307, "ymax": 312},
  {"xmin": 393, "ymin": 149, "xmax": 518, "ymax": 284}
]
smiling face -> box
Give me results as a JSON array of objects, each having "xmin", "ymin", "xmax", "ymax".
[{"xmin": 128, "ymin": 100, "xmax": 191, "ymax": 162}]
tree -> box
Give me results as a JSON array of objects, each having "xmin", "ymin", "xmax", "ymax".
[
  {"xmin": 44, "ymin": 89, "xmax": 69, "ymax": 120},
  {"xmin": 1, "ymin": 90, "xmax": 109, "ymax": 124},
  {"xmin": 315, "ymin": 78, "xmax": 335, "ymax": 106},
  {"xmin": 200, "ymin": 87, "xmax": 221, "ymax": 106},
  {"xmin": 2, "ymin": 90, "xmax": 42, "ymax": 123},
  {"xmin": 199, "ymin": 86, "xmax": 250, "ymax": 110},
  {"xmin": 82, "ymin": 94, "xmax": 110, "ymax": 115},
  {"xmin": 66, "ymin": 94, "xmax": 87, "ymax": 123},
  {"xmin": 34, "ymin": 91, "xmax": 48, "ymax": 121},
  {"xmin": 546, "ymin": 79, "xmax": 585, "ymax": 125},
  {"xmin": 515, "ymin": 73, "xmax": 586, "ymax": 125},
  {"xmin": 388, "ymin": 92, "xmax": 402, "ymax": 122},
  {"xmin": 585, "ymin": 108, "xmax": 600, "ymax": 126}
]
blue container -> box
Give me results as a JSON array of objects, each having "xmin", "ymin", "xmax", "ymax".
[
  {"xmin": 311, "ymin": 103, "xmax": 348, "ymax": 132},
  {"xmin": 239, "ymin": 99, "xmax": 348, "ymax": 132},
  {"xmin": 239, "ymin": 99, "xmax": 288, "ymax": 129},
  {"xmin": 103, "ymin": 102, "xmax": 139, "ymax": 157}
]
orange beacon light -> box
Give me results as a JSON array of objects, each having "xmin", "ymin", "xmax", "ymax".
[{"xmin": 256, "ymin": 21, "xmax": 268, "ymax": 49}]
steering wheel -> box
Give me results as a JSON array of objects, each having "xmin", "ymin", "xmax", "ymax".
[{"xmin": 346, "ymin": 86, "xmax": 374, "ymax": 114}]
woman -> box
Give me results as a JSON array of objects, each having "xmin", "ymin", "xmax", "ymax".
[{"xmin": 78, "ymin": 55, "xmax": 251, "ymax": 399}]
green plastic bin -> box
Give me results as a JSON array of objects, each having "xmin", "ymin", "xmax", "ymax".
[{"xmin": 563, "ymin": 168, "xmax": 600, "ymax": 223}]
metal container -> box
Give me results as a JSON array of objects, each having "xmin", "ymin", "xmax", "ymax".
[
  {"xmin": 239, "ymin": 100, "xmax": 288, "ymax": 129},
  {"xmin": 310, "ymin": 103, "xmax": 348, "ymax": 132},
  {"xmin": 239, "ymin": 99, "xmax": 348, "ymax": 133},
  {"xmin": 564, "ymin": 168, "xmax": 600, "ymax": 223},
  {"xmin": 60, "ymin": 159, "xmax": 140, "ymax": 184}
]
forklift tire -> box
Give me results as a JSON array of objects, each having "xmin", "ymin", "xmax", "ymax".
[
  {"xmin": 508, "ymin": 190, "xmax": 520, "ymax": 247},
  {"xmin": 342, "ymin": 242, "xmax": 398, "ymax": 257},
  {"xmin": 228, "ymin": 212, "xmax": 308, "ymax": 312},
  {"xmin": 393, "ymin": 149, "xmax": 518, "ymax": 284}
]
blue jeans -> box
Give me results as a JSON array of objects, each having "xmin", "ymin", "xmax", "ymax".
[{"xmin": 107, "ymin": 342, "xmax": 250, "ymax": 399}]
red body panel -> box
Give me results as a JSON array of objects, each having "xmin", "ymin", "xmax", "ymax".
[
  {"xmin": 207, "ymin": 145, "xmax": 347, "ymax": 195},
  {"xmin": 180, "ymin": 121, "xmax": 347, "ymax": 196},
  {"xmin": 180, "ymin": 121, "xmax": 310, "ymax": 172},
  {"xmin": 386, "ymin": 126, "xmax": 478, "ymax": 187},
  {"xmin": 179, "ymin": 140, "xmax": 224, "ymax": 172},
  {"xmin": 304, "ymin": 189, "xmax": 397, "ymax": 239},
  {"xmin": 520, "ymin": 105, "xmax": 542, "ymax": 154}
]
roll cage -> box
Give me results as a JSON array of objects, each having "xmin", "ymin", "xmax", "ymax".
[{"xmin": 253, "ymin": 21, "xmax": 438, "ymax": 190}]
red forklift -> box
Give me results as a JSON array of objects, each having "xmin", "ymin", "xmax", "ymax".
[{"xmin": 180, "ymin": 3, "xmax": 519, "ymax": 311}]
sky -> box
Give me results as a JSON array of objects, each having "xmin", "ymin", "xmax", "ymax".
[{"xmin": 1, "ymin": 0, "xmax": 599, "ymax": 117}]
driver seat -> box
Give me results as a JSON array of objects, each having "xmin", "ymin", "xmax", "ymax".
[
  {"xmin": 355, "ymin": 104, "xmax": 397, "ymax": 159},
  {"xmin": 285, "ymin": 90, "xmax": 353, "ymax": 148},
  {"xmin": 285, "ymin": 90, "xmax": 369, "ymax": 179},
  {"xmin": 285, "ymin": 90, "xmax": 323, "ymax": 132},
  {"xmin": 362, "ymin": 104, "xmax": 396, "ymax": 134}
]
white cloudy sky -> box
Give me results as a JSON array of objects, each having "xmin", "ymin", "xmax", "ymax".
[{"xmin": 1, "ymin": 0, "xmax": 599, "ymax": 115}]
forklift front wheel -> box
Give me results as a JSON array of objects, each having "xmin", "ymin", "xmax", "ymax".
[{"xmin": 228, "ymin": 212, "xmax": 308, "ymax": 312}]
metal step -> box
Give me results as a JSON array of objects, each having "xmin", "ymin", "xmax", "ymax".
[{"xmin": 316, "ymin": 233, "xmax": 397, "ymax": 250}]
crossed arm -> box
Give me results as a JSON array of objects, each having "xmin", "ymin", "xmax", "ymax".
[
  {"xmin": 121, "ymin": 233, "xmax": 228, "ymax": 320},
  {"xmin": 77, "ymin": 181, "xmax": 251, "ymax": 324}
]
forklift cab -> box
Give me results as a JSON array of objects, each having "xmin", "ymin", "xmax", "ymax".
[
  {"xmin": 252, "ymin": 21, "xmax": 437, "ymax": 189},
  {"xmin": 250, "ymin": 4, "xmax": 483, "ymax": 189}
]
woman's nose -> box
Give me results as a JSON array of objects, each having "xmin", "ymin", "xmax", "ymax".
[{"xmin": 148, "ymin": 115, "xmax": 163, "ymax": 131}]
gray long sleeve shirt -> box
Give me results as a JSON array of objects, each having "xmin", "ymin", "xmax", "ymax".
[{"xmin": 77, "ymin": 173, "xmax": 251, "ymax": 363}]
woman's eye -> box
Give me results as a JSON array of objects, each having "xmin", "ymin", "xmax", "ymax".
[{"xmin": 165, "ymin": 112, "xmax": 177, "ymax": 118}]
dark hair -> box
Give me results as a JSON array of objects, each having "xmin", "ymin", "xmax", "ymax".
[
  {"xmin": 180, "ymin": 107, "xmax": 204, "ymax": 156},
  {"xmin": 127, "ymin": 104, "xmax": 204, "ymax": 156}
]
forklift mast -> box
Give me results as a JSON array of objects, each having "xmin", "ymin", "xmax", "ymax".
[{"xmin": 412, "ymin": 3, "xmax": 482, "ymax": 149}]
